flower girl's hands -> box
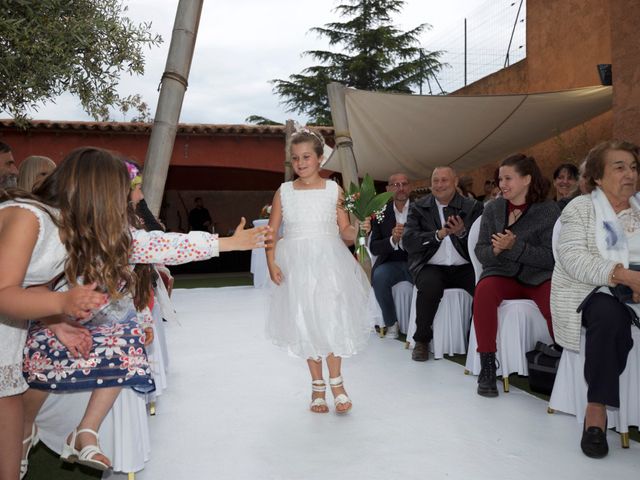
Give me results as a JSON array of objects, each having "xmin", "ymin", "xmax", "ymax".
[
  {"xmin": 60, "ymin": 283, "xmax": 107, "ymax": 320},
  {"xmin": 218, "ymin": 217, "xmax": 272, "ymax": 251},
  {"xmin": 269, "ymin": 264, "xmax": 284, "ymax": 285},
  {"xmin": 361, "ymin": 217, "xmax": 372, "ymax": 235}
]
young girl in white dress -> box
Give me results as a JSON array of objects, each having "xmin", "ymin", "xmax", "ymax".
[{"xmin": 266, "ymin": 130, "xmax": 371, "ymax": 414}]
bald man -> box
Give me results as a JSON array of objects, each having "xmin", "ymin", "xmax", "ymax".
[
  {"xmin": 403, "ymin": 166, "xmax": 483, "ymax": 361},
  {"xmin": 370, "ymin": 173, "xmax": 413, "ymax": 339}
]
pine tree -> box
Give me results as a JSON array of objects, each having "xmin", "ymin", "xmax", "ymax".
[{"xmin": 271, "ymin": 0, "xmax": 442, "ymax": 125}]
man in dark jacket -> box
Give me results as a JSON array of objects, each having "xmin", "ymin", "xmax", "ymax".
[
  {"xmin": 188, "ymin": 197, "xmax": 213, "ymax": 232},
  {"xmin": 370, "ymin": 173, "xmax": 413, "ymax": 339},
  {"xmin": 403, "ymin": 166, "xmax": 483, "ymax": 361}
]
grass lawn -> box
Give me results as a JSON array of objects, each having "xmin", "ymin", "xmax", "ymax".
[{"xmin": 172, "ymin": 272, "xmax": 253, "ymax": 289}]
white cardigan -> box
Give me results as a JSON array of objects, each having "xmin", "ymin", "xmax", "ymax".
[{"xmin": 551, "ymin": 195, "xmax": 618, "ymax": 351}]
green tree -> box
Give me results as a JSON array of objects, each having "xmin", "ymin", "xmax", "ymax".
[
  {"xmin": 271, "ymin": 0, "xmax": 442, "ymax": 125},
  {"xmin": 0, "ymin": 0, "xmax": 162, "ymax": 124},
  {"xmin": 244, "ymin": 115, "xmax": 283, "ymax": 126}
]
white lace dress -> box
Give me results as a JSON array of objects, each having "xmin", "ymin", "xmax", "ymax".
[
  {"xmin": 0, "ymin": 201, "xmax": 66, "ymax": 397},
  {"xmin": 266, "ymin": 180, "xmax": 372, "ymax": 359}
]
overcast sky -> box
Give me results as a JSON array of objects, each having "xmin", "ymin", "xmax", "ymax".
[{"xmin": 11, "ymin": 0, "xmax": 497, "ymax": 125}]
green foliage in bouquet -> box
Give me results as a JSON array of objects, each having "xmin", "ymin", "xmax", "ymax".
[
  {"xmin": 343, "ymin": 174, "xmax": 394, "ymax": 222},
  {"xmin": 343, "ymin": 174, "xmax": 394, "ymax": 270}
]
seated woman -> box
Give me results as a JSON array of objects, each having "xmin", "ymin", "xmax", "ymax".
[
  {"xmin": 553, "ymin": 163, "xmax": 580, "ymax": 210},
  {"xmin": 473, "ymin": 153, "xmax": 560, "ymax": 397},
  {"xmin": 551, "ymin": 140, "xmax": 639, "ymax": 459}
]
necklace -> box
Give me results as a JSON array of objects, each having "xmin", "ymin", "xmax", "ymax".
[
  {"xmin": 297, "ymin": 177, "xmax": 321, "ymax": 187},
  {"xmin": 507, "ymin": 201, "xmax": 527, "ymax": 225},
  {"xmin": 511, "ymin": 209, "xmax": 523, "ymax": 222}
]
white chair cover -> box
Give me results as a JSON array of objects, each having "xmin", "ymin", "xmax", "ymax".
[
  {"xmin": 36, "ymin": 388, "xmax": 151, "ymax": 474},
  {"xmin": 250, "ymin": 219, "xmax": 270, "ymax": 288},
  {"xmin": 549, "ymin": 327, "xmax": 640, "ymax": 433},
  {"xmin": 406, "ymin": 286, "xmax": 473, "ymax": 358},
  {"xmin": 146, "ymin": 301, "xmax": 169, "ymax": 402},
  {"xmin": 465, "ymin": 216, "xmax": 554, "ymax": 378},
  {"xmin": 369, "ymin": 281, "xmax": 414, "ymax": 334},
  {"xmin": 465, "ymin": 300, "xmax": 553, "ymax": 375},
  {"xmin": 551, "ymin": 217, "xmax": 562, "ymax": 260}
]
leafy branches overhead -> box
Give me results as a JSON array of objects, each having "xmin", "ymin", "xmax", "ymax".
[
  {"xmin": 0, "ymin": 0, "xmax": 162, "ymax": 123},
  {"xmin": 271, "ymin": 0, "xmax": 443, "ymax": 125}
]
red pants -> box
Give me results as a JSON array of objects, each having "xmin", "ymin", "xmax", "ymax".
[{"xmin": 473, "ymin": 276, "xmax": 553, "ymax": 353}]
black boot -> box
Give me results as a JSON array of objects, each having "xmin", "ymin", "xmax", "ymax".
[{"xmin": 477, "ymin": 352, "xmax": 498, "ymax": 397}]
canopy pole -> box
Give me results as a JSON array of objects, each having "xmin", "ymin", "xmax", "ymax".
[
  {"xmin": 143, "ymin": 0, "xmax": 203, "ymax": 215},
  {"xmin": 327, "ymin": 82, "xmax": 359, "ymax": 189},
  {"xmin": 284, "ymin": 120, "xmax": 295, "ymax": 181}
]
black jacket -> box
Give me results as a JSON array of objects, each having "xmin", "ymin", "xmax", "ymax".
[
  {"xmin": 475, "ymin": 198, "xmax": 560, "ymax": 286},
  {"xmin": 402, "ymin": 193, "xmax": 483, "ymax": 279},
  {"xmin": 369, "ymin": 201, "xmax": 409, "ymax": 274}
]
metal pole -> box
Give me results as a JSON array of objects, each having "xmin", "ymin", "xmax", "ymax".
[
  {"xmin": 284, "ymin": 120, "xmax": 294, "ymax": 181},
  {"xmin": 504, "ymin": 0, "xmax": 524, "ymax": 69},
  {"xmin": 143, "ymin": 0, "xmax": 204, "ymax": 215},
  {"xmin": 464, "ymin": 18, "xmax": 467, "ymax": 86},
  {"xmin": 419, "ymin": 51, "xmax": 424, "ymax": 95}
]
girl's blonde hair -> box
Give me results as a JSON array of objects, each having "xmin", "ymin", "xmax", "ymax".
[{"xmin": 17, "ymin": 155, "xmax": 56, "ymax": 192}]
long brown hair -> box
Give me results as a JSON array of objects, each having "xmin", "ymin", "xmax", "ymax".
[
  {"xmin": 34, "ymin": 147, "xmax": 136, "ymax": 303},
  {"xmin": 122, "ymin": 158, "xmax": 153, "ymax": 311},
  {"xmin": 500, "ymin": 153, "xmax": 550, "ymax": 203}
]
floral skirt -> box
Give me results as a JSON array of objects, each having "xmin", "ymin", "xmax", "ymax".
[{"xmin": 23, "ymin": 306, "xmax": 155, "ymax": 394}]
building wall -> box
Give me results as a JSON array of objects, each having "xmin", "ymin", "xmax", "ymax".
[
  {"xmin": 453, "ymin": 0, "xmax": 616, "ymax": 197},
  {"xmin": 610, "ymin": 0, "xmax": 640, "ymax": 144},
  {"xmin": 162, "ymin": 190, "xmax": 274, "ymax": 235},
  {"xmin": 0, "ymin": 128, "xmax": 287, "ymax": 173}
]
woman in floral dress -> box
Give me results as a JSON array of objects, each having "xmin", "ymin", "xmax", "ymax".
[{"xmin": 0, "ymin": 147, "xmax": 269, "ymax": 478}]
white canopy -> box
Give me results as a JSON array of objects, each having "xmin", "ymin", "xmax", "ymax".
[{"xmin": 323, "ymin": 85, "xmax": 612, "ymax": 181}]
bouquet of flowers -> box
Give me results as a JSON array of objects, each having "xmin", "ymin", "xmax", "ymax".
[
  {"xmin": 343, "ymin": 174, "xmax": 394, "ymax": 267},
  {"xmin": 259, "ymin": 204, "xmax": 272, "ymax": 219}
]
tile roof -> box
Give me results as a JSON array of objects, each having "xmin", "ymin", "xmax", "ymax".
[{"xmin": 0, "ymin": 119, "xmax": 334, "ymax": 137}]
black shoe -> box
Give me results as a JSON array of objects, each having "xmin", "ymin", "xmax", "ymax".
[
  {"xmin": 477, "ymin": 352, "xmax": 498, "ymax": 397},
  {"xmin": 411, "ymin": 341, "xmax": 430, "ymax": 362},
  {"xmin": 581, "ymin": 420, "xmax": 609, "ymax": 459}
]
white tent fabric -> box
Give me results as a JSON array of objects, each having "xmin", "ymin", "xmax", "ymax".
[{"xmin": 323, "ymin": 86, "xmax": 612, "ymax": 181}]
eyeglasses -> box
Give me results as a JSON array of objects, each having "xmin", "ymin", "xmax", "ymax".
[{"xmin": 389, "ymin": 182, "xmax": 409, "ymax": 189}]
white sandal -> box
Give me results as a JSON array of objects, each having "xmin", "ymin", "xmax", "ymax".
[
  {"xmin": 20, "ymin": 424, "xmax": 39, "ymax": 480},
  {"xmin": 61, "ymin": 428, "xmax": 110, "ymax": 471},
  {"xmin": 329, "ymin": 376, "xmax": 352, "ymax": 414},
  {"xmin": 310, "ymin": 379, "xmax": 329, "ymax": 413}
]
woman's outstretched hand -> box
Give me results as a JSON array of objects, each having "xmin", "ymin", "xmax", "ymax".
[
  {"xmin": 218, "ymin": 217, "xmax": 273, "ymax": 252},
  {"xmin": 60, "ymin": 283, "xmax": 108, "ymax": 320}
]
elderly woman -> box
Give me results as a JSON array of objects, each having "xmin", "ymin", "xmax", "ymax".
[
  {"xmin": 473, "ymin": 154, "xmax": 560, "ymax": 397},
  {"xmin": 551, "ymin": 140, "xmax": 639, "ymax": 459}
]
